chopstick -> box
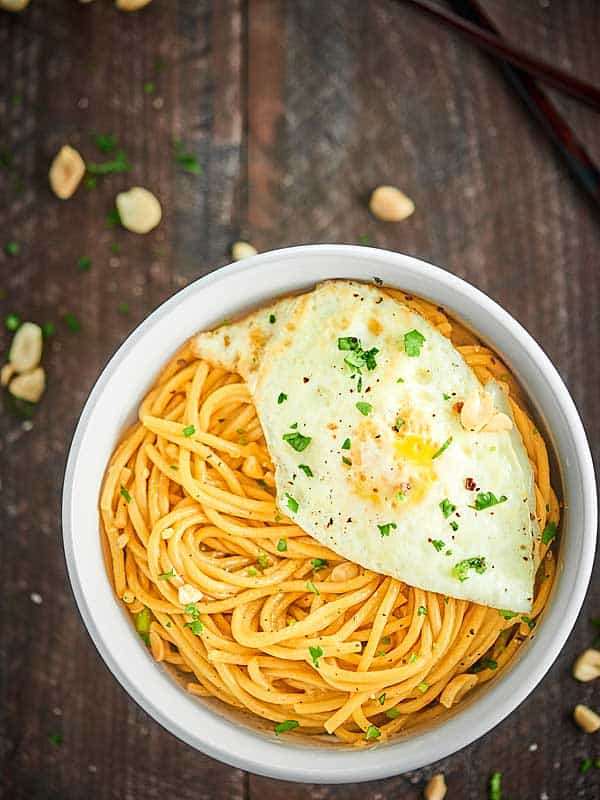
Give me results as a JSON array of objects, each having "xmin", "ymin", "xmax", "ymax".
[{"xmin": 403, "ymin": 0, "xmax": 600, "ymax": 112}]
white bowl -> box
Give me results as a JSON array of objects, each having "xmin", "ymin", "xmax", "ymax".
[{"xmin": 62, "ymin": 245, "xmax": 597, "ymax": 783}]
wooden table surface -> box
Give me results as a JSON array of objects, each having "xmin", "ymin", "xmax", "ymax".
[{"xmin": 2, "ymin": 1, "xmax": 599, "ymax": 798}]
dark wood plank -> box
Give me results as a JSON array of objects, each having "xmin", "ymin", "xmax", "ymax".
[{"xmin": 1, "ymin": 1, "xmax": 599, "ymax": 799}]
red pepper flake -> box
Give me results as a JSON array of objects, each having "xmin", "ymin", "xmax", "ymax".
[
  {"xmin": 465, "ymin": 477, "xmax": 476, "ymax": 491},
  {"xmin": 453, "ymin": 401, "xmax": 464, "ymax": 414}
]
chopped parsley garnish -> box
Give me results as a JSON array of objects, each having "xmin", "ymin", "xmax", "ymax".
[
  {"xmin": 397, "ymin": 491, "xmax": 406, "ymax": 502},
  {"xmin": 309, "ymin": 645, "xmax": 323, "ymax": 667},
  {"xmin": 277, "ymin": 392, "xmax": 287, "ymax": 404},
  {"xmin": 247, "ymin": 567, "xmax": 258, "ymax": 576},
  {"xmin": 356, "ymin": 401, "xmax": 372, "ymax": 416},
  {"xmin": 182, "ymin": 424, "xmax": 196, "ymax": 437},
  {"xmin": 117, "ymin": 302, "xmax": 129, "ymax": 315},
  {"xmin": 338, "ymin": 336, "xmax": 378, "ymax": 373},
  {"xmin": 381, "ymin": 636, "xmax": 391, "ymax": 644},
  {"xmin": 452, "ymin": 556, "xmax": 487, "ymax": 582},
  {"xmin": 471, "ymin": 658, "xmax": 498, "ymax": 673},
  {"xmin": 184, "ymin": 603, "xmax": 200, "ymax": 619},
  {"xmin": 417, "ymin": 682, "xmax": 429, "ymax": 692},
  {"xmin": 378, "ymin": 522, "xmax": 397, "ymax": 537},
  {"xmin": 158, "ymin": 569, "xmax": 175, "ymax": 580},
  {"xmin": 408, "ymin": 653, "xmax": 418, "ymax": 663},
  {"xmin": 135, "ymin": 607, "xmax": 151, "ymax": 645},
  {"xmin": 274, "ymin": 720, "xmax": 299, "ymax": 734},
  {"xmin": 87, "ymin": 149, "xmax": 130, "ymax": 175},
  {"xmin": 120, "ymin": 485, "xmax": 131, "ymax": 503},
  {"xmin": 498, "ymin": 609, "xmax": 517, "ymax": 620},
  {"xmin": 432, "ymin": 539, "xmax": 445, "ymax": 552},
  {"xmin": 85, "ymin": 176, "xmax": 97, "ymax": 189},
  {"xmin": 439, "ymin": 498, "xmax": 456, "ymax": 518},
  {"xmin": 417, "ymin": 605, "xmax": 428, "ymax": 616},
  {"xmin": 5, "ymin": 241, "xmax": 20, "ymax": 256},
  {"xmin": 283, "ymin": 431, "xmax": 311, "ymax": 451},
  {"xmin": 257, "ymin": 554, "xmax": 269, "ymax": 570},
  {"xmin": 541, "ymin": 521, "xmax": 557, "ymax": 545},
  {"xmin": 403, "ymin": 329, "xmax": 425, "ymax": 357},
  {"xmin": 41, "ymin": 322, "xmax": 55, "ymax": 338},
  {"xmin": 470, "ymin": 491, "xmax": 507, "ymax": 510},
  {"xmin": 449, "ymin": 521, "xmax": 459, "ymax": 531},
  {"xmin": 144, "ymin": 80, "xmax": 155, "ymax": 94},
  {"xmin": 396, "ymin": 376, "xmax": 405, "ymax": 383},
  {"xmin": 106, "ymin": 207, "xmax": 121, "ymax": 227},
  {"xmin": 269, "ymin": 314, "xmax": 276, "ymax": 324},
  {"xmin": 277, "ymin": 539, "xmax": 287, "ymax": 552},
  {"xmin": 63, "ymin": 312, "xmax": 82, "ymax": 332},
  {"xmin": 394, "ymin": 417, "xmax": 404, "ymax": 430},
  {"xmin": 365, "ymin": 724, "xmax": 381, "ymax": 740},
  {"xmin": 521, "ymin": 615, "xmax": 536, "ymax": 630},
  {"xmin": 386, "ymin": 708, "xmax": 400, "ymax": 719},
  {"xmin": 378, "ymin": 692, "xmax": 386, "ymax": 705},
  {"xmin": 290, "ymin": 422, "xmax": 298, "ymax": 429},
  {"xmin": 341, "ymin": 438, "xmax": 351, "ymax": 450},
  {"xmin": 5, "ymin": 312, "xmax": 21, "ymax": 331},
  {"xmin": 342, "ymin": 456, "xmax": 352, "ymax": 466},
  {"xmin": 184, "ymin": 619, "xmax": 203, "ymax": 635},
  {"xmin": 432, "ymin": 437, "xmax": 452, "ymax": 459},
  {"xmin": 311, "ymin": 558, "xmax": 329, "ymax": 572},
  {"xmin": 358, "ymin": 233, "xmax": 371, "ymax": 245},
  {"xmin": 48, "ymin": 734, "xmax": 64, "ymax": 745},
  {"xmin": 443, "ymin": 393, "xmax": 451, "ymax": 400},
  {"xmin": 77, "ymin": 256, "xmax": 91, "ymax": 271},
  {"xmin": 285, "ymin": 493, "xmax": 299, "ymax": 513},
  {"xmin": 298, "ymin": 464, "xmax": 313, "ymax": 477},
  {"xmin": 489, "ymin": 771, "xmax": 501, "ymax": 800},
  {"xmin": 174, "ymin": 140, "xmax": 201, "ymax": 175},
  {"xmin": 306, "ymin": 579, "xmax": 319, "ymax": 596},
  {"xmin": 94, "ymin": 133, "xmax": 118, "ymax": 153}
]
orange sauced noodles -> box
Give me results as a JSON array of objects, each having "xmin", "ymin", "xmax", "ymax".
[{"xmin": 99, "ymin": 289, "xmax": 559, "ymax": 744}]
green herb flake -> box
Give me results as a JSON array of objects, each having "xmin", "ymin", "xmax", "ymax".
[
  {"xmin": 85, "ymin": 176, "xmax": 97, "ymax": 189},
  {"xmin": 41, "ymin": 322, "xmax": 56, "ymax": 338},
  {"xmin": 403, "ymin": 329, "xmax": 425, "ymax": 357},
  {"xmin": 94, "ymin": 134, "xmax": 118, "ymax": 153},
  {"xmin": 5, "ymin": 312, "xmax": 21, "ymax": 331},
  {"xmin": 386, "ymin": 707, "xmax": 400, "ymax": 719},
  {"xmin": 337, "ymin": 336, "xmax": 378, "ymax": 373},
  {"xmin": 365, "ymin": 724, "xmax": 381, "ymax": 741},
  {"xmin": 396, "ymin": 376, "xmax": 405, "ymax": 383},
  {"xmin": 309, "ymin": 645, "xmax": 323, "ymax": 667},
  {"xmin": 274, "ymin": 719, "xmax": 299, "ymax": 734},
  {"xmin": 408, "ymin": 653, "xmax": 418, "ymax": 663},
  {"xmin": 77, "ymin": 256, "xmax": 91, "ymax": 272},
  {"xmin": 311, "ymin": 558, "xmax": 329, "ymax": 572},
  {"xmin": 470, "ymin": 491, "xmax": 508, "ymax": 511},
  {"xmin": 48, "ymin": 734, "xmax": 64, "ymax": 745},
  {"xmin": 106, "ymin": 207, "xmax": 121, "ymax": 227},
  {"xmin": 358, "ymin": 233, "xmax": 371, "ymax": 246},
  {"xmin": 184, "ymin": 603, "xmax": 200, "ymax": 619},
  {"xmin": 277, "ymin": 392, "xmax": 288, "ymax": 404},
  {"xmin": 158, "ymin": 569, "xmax": 175, "ymax": 580},
  {"xmin": 417, "ymin": 682, "xmax": 429, "ymax": 693},
  {"xmin": 342, "ymin": 456, "xmax": 352, "ymax": 466},
  {"xmin": 541, "ymin": 521, "xmax": 557, "ymax": 545},
  {"xmin": 277, "ymin": 538, "xmax": 287, "ymax": 552},
  {"xmin": 381, "ymin": 636, "xmax": 391, "ymax": 644},
  {"xmin": 342, "ymin": 438, "xmax": 351, "ymax": 450},
  {"xmin": 257, "ymin": 554, "xmax": 269, "ymax": 570},
  {"xmin": 417, "ymin": 605, "xmax": 428, "ymax": 616},
  {"xmin": 580, "ymin": 758, "xmax": 593, "ymax": 774},
  {"xmin": 378, "ymin": 692, "xmax": 386, "ymax": 705},
  {"xmin": 432, "ymin": 539, "xmax": 445, "ymax": 552},
  {"xmin": 443, "ymin": 393, "xmax": 451, "ymax": 400},
  {"xmin": 489, "ymin": 771, "xmax": 501, "ymax": 800},
  {"xmin": 396, "ymin": 491, "xmax": 406, "ymax": 502},
  {"xmin": 5, "ymin": 241, "xmax": 20, "ymax": 257},
  {"xmin": 144, "ymin": 80, "xmax": 155, "ymax": 94},
  {"xmin": 286, "ymin": 493, "xmax": 299, "ymax": 513},
  {"xmin": 117, "ymin": 301, "xmax": 129, "ymax": 315},
  {"xmin": 498, "ymin": 609, "xmax": 517, "ymax": 620},
  {"xmin": 135, "ymin": 607, "xmax": 152, "ymax": 645},
  {"xmin": 283, "ymin": 431, "xmax": 311, "ymax": 452},
  {"xmin": 378, "ymin": 522, "xmax": 397, "ymax": 537},
  {"xmin": 189, "ymin": 619, "xmax": 203, "ymax": 635},
  {"xmin": 439, "ymin": 498, "xmax": 456, "ymax": 518},
  {"xmin": 120, "ymin": 485, "xmax": 132, "ymax": 503},
  {"xmin": 356, "ymin": 401, "xmax": 372, "ymax": 416},
  {"xmin": 521, "ymin": 615, "xmax": 536, "ymax": 630},
  {"xmin": 247, "ymin": 567, "xmax": 258, "ymax": 577},
  {"xmin": 298, "ymin": 464, "xmax": 313, "ymax": 477},
  {"xmin": 174, "ymin": 140, "xmax": 202, "ymax": 175},
  {"xmin": 269, "ymin": 313, "xmax": 276, "ymax": 324},
  {"xmin": 63, "ymin": 312, "xmax": 82, "ymax": 332},
  {"xmin": 87, "ymin": 149, "xmax": 130, "ymax": 175},
  {"xmin": 449, "ymin": 520, "xmax": 459, "ymax": 531},
  {"xmin": 306, "ymin": 579, "xmax": 320, "ymax": 596},
  {"xmin": 182, "ymin": 424, "xmax": 196, "ymax": 438},
  {"xmin": 432, "ymin": 437, "xmax": 452, "ymax": 460},
  {"xmin": 452, "ymin": 556, "xmax": 487, "ymax": 582}
]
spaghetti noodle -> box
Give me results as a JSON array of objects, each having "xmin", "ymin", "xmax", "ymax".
[{"xmin": 100, "ymin": 289, "xmax": 558, "ymax": 744}]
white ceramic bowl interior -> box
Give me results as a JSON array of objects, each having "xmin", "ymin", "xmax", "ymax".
[{"xmin": 62, "ymin": 245, "xmax": 597, "ymax": 783}]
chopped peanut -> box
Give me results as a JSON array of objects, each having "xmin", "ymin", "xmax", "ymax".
[
  {"xmin": 116, "ymin": 186, "xmax": 162, "ymax": 234},
  {"xmin": 9, "ymin": 367, "xmax": 45, "ymax": 403},
  {"xmin": 574, "ymin": 704, "xmax": 600, "ymax": 733},
  {"xmin": 424, "ymin": 773, "xmax": 447, "ymax": 800},
  {"xmin": 231, "ymin": 241, "xmax": 258, "ymax": 261},
  {"xmin": 9, "ymin": 321, "xmax": 43, "ymax": 372},
  {"xmin": 573, "ymin": 649, "xmax": 600, "ymax": 683},
  {"xmin": 49, "ymin": 145, "xmax": 86, "ymax": 199},
  {"xmin": 369, "ymin": 185, "xmax": 415, "ymax": 222},
  {"xmin": 115, "ymin": 0, "xmax": 152, "ymax": 9}
]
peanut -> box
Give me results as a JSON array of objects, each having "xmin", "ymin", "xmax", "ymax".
[
  {"xmin": 9, "ymin": 366, "xmax": 45, "ymax": 403},
  {"xmin": 49, "ymin": 145, "xmax": 86, "ymax": 199},
  {"xmin": 116, "ymin": 186, "xmax": 162, "ymax": 234},
  {"xmin": 9, "ymin": 321, "xmax": 43, "ymax": 372},
  {"xmin": 369, "ymin": 185, "xmax": 415, "ymax": 222}
]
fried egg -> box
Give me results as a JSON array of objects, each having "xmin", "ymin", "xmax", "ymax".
[{"xmin": 193, "ymin": 280, "xmax": 538, "ymax": 611}]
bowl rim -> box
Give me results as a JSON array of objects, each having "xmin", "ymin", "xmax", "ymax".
[{"xmin": 62, "ymin": 244, "xmax": 597, "ymax": 783}]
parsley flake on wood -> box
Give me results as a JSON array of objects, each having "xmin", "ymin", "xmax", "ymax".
[
  {"xmin": 470, "ymin": 491, "xmax": 507, "ymax": 510},
  {"xmin": 48, "ymin": 734, "xmax": 64, "ymax": 745},
  {"xmin": 283, "ymin": 431, "xmax": 311, "ymax": 451},
  {"xmin": 5, "ymin": 241, "xmax": 20, "ymax": 256},
  {"xmin": 174, "ymin": 140, "xmax": 202, "ymax": 175},
  {"xmin": 489, "ymin": 771, "xmax": 501, "ymax": 800},
  {"xmin": 93, "ymin": 134, "xmax": 118, "ymax": 153},
  {"xmin": 356, "ymin": 401, "xmax": 372, "ymax": 416},
  {"xmin": 5, "ymin": 312, "xmax": 21, "ymax": 331},
  {"xmin": 77, "ymin": 256, "xmax": 91, "ymax": 271},
  {"xmin": 403, "ymin": 329, "xmax": 425, "ymax": 357},
  {"xmin": 309, "ymin": 645, "xmax": 323, "ymax": 667},
  {"xmin": 298, "ymin": 464, "xmax": 313, "ymax": 477},
  {"xmin": 378, "ymin": 522, "xmax": 397, "ymax": 537},
  {"xmin": 87, "ymin": 149, "xmax": 130, "ymax": 175},
  {"xmin": 432, "ymin": 437, "xmax": 452, "ymax": 459},
  {"xmin": 274, "ymin": 720, "xmax": 299, "ymax": 734},
  {"xmin": 63, "ymin": 312, "xmax": 81, "ymax": 332},
  {"xmin": 452, "ymin": 556, "xmax": 487, "ymax": 582}
]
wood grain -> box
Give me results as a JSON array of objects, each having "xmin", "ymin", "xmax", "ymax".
[{"xmin": 1, "ymin": 1, "xmax": 599, "ymax": 799}]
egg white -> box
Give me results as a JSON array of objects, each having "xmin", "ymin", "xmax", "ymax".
[{"xmin": 194, "ymin": 280, "xmax": 538, "ymax": 611}]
